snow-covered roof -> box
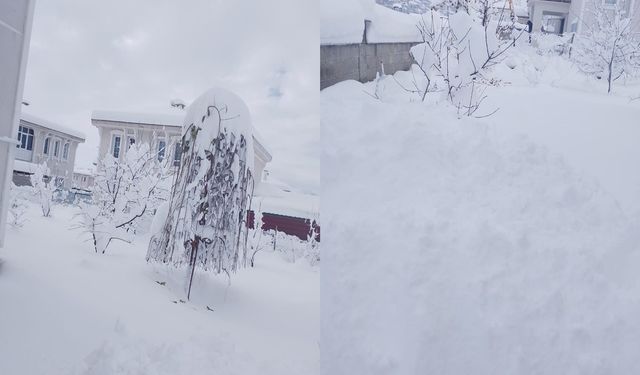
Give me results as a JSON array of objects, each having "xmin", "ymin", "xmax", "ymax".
[
  {"xmin": 254, "ymin": 180, "xmax": 319, "ymax": 219},
  {"xmin": 20, "ymin": 112, "xmax": 86, "ymax": 141},
  {"xmin": 92, "ymin": 110, "xmax": 183, "ymax": 127},
  {"xmin": 92, "ymin": 110, "xmax": 272, "ymax": 160},
  {"xmin": 321, "ymin": 0, "xmax": 423, "ymax": 45},
  {"xmin": 13, "ymin": 159, "xmax": 37, "ymax": 174}
]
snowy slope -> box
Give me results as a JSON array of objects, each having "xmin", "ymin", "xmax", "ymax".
[
  {"xmin": 0, "ymin": 204, "xmax": 319, "ymax": 375},
  {"xmin": 322, "ymin": 74, "xmax": 640, "ymax": 374}
]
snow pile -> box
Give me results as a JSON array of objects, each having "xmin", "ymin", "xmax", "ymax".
[{"xmin": 322, "ymin": 81, "xmax": 640, "ymax": 374}]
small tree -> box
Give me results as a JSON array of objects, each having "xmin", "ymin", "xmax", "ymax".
[
  {"xmin": 8, "ymin": 183, "xmax": 29, "ymax": 228},
  {"xmin": 147, "ymin": 88, "xmax": 255, "ymax": 300},
  {"xmin": 74, "ymin": 142, "xmax": 171, "ymax": 253},
  {"xmin": 410, "ymin": 9, "xmax": 521, "ymax": 116},
  {"xmin": 30, "ymin": 162, "xmax": 54, "ymax": 217},
  {"xmin": 573, "ymin": 2, "xmax": 640, "ymax": 93}
]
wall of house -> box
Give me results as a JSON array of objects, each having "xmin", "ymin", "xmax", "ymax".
[
  {"xmin": 320, "ymin": 42, "xmax": 417, "ymax": 89},
  {"xmin": 95, "ymin": 120, "xmax": 270, "ymax": 184},
  {"xmin": 17, "ymin": 120, "xmax": 83, "ymax": 189}
]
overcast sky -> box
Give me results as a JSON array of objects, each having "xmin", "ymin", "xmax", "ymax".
[{"xmin": 23, "ymin": 0, "xmax": 319, "ymax": 194}]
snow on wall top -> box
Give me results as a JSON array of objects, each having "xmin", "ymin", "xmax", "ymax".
[
  {"xmin": 13, "ymin": 159, "xmax": 37, "ymax": 174},
  {"xmin": 321, "ymin": 0, "xmax": 423, "ymax": 45},
  {"xmin": 20, "ymin": 112, "xmax": 86, "ymax": 141}
]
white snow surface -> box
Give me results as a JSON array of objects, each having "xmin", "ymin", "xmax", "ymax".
[
  {"xmin": 0, "ymin": 204, "xmax": 319, "ymax": 375},
  {"xmin": 321, "ymin": 0, "xmax": 423, "ymax": 44},
  {"xmin": 322, "ymin": 53, "xmax": 640, "ymax": 373}
]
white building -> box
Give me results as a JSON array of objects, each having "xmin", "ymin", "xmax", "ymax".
[
  {"xmin": 72, "ymin": 166, "xmax": 96, "ymax": 192},
  {"xmin": 91, "ymin": 110, "xmax": 273, "ymax": 184},
  {"xmin": 527, "ymin": 0, "xmax": 640, "ymax": 35},
  {"xmin": 13, "ymin": 112, "xmax": 86, "ymax": 189}
]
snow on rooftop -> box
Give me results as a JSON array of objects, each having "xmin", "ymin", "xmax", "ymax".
[
  {"xmin": 20, "ymin": 112, "xmax": 86, "ymax": 141},
  {"xmin": 91, "ymin": 110, "xmax": 183, "ymax": 127},
  {"xmin": 254, "ymin": 179, "xmax": 319, "ymax": 219},
  {"xmin": 321, "ymin": 0, "xmax": 423, "ymax": 45}
]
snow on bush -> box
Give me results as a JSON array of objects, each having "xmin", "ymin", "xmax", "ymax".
[
  {"xmin": 573, "ymin": 2, "xmax": 640, "ymax": 93},
  {"xmin": 147, "ymin": 88, "xmax": 255, "ymax": 300},
  {"xmin": 409, "ymin": 8, "xmax": 521, "ymax": 116},
  {"xmin": 75, "ymin": 142, "xmax": 171, "ymax": 253},
  {"xmin": 8, "ymin": 183, "xmax": 31, "ymax": 228},
  {"xmin": 322, "ymin": 83, "xmax": 640, "ymax": 374},
  {"xmin": 30, "ymin": 162, "xmax": 55, "ymax": 217}
]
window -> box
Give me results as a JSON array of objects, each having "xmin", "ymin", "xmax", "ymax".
[
  {"xmin": 62, "ymin": 143, "xmax": 70, "ymax": 160},
  {"xmin": 43, "ymin": 137, "xmax": 50, "ymax": 155},
  {"xmin": 157, "ymin": 140, "xmax": 166, "ymax": 161},
  {"xmin": 128, "ymin": 137, "xmax": 136, "ymax": 147},
  {"xmin": 17, "ymin": 125, "xmax": 34, "ymax": 150},
  {"xmin": 53, "ymin": 140, "xmax": 60, "ymax": 157},
  {"xmin": 112, "ymin": 134, "xmax": 122, "ymax": 158},
  {"xmin": 603, "ymin": 0, "xmax": 617, "ymax": 5},
  {"xmin": 173, "ymin": 142, "xmax": 182, "ymax": 167}
]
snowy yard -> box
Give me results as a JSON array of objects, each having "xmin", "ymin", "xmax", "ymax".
[
  {"xmin": 322, "ymin": 42, "xmax": 640, "ymax": 374},
  {"xmin": 0, "ymin": 204, "xmax": 319, "ymax": 375}
]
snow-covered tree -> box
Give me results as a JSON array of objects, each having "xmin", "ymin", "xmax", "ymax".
[
  {"xmin": 8, "ymin": 183, "xmax": 30, "ymax": 228},
  {"xmin": 573, "ymin": 2, "xmax": 640, "ymax": 93},
  {"xmin": 30, "ymin": 162, "xmax": 54, "ymax": 217},
  {"xmin": 410, "ymin": 10, "xmax": 520, "ymax": 116},
  {"xmin": 74, "ymin": 142, "xmax": 171, "ymax": 253},
  {"xmin": 147, "ymin": 88, "xmax": 255, "ymax": 300}
]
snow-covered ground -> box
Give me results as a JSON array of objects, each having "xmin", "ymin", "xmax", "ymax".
[
  {"xmin": 0, "ymin": 204, "xmax": 319, "ymax": 375},
  {"xmin": 322, "ymin": 43, "xmax": 640, "ymax": 374}
]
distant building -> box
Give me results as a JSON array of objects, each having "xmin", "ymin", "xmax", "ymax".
[
  {"xmin": 91, "ymin": 110, "xmax": 273, "ymax": 184},
  {"xmin": 72, "ymin": 166, "xmax": 95, "ymax": 191},
  {"xmin": 13, "ymin": 112, "xmax": 86, "ymax": 189},
  {"xmin": 527, "ymin": 0, "xmax": 640, "ymax": 35}
]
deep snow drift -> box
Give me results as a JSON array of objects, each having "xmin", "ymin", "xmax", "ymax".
[
  {"xmin": 0, "ymin": 204, "xmax": 319, "ymax": 375},
  {"xmin": 321, "ymin": 47, "xmax": 640, "ymax": 374}
]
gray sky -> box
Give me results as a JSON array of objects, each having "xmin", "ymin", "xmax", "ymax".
[{"xmin": 23, "ymin": 0, "xmax": 319, "ymax": 194}]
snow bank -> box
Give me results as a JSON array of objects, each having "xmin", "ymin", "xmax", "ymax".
[
  {"xmin": 322, "ymin": 80, "xmax": 640, "ymax": 374},
  {"xmin": 0, "ymin": 204, "xmax": 319, "ymax": 375},
  {"xmin": 321, "ymin": 0, "xmax": 422, "ymax": 44}
]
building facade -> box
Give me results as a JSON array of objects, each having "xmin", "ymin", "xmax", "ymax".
[
  {"xmin": 528, "ymin": 0, "xmax": 640, "ymax": 35},
  {"xmin": 91, "ymin": 110, "xmax": 273, "ymax": 184},
  {"xmin": 13, "ymin": 112, "xmax": 85, "ymax": 189}
]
